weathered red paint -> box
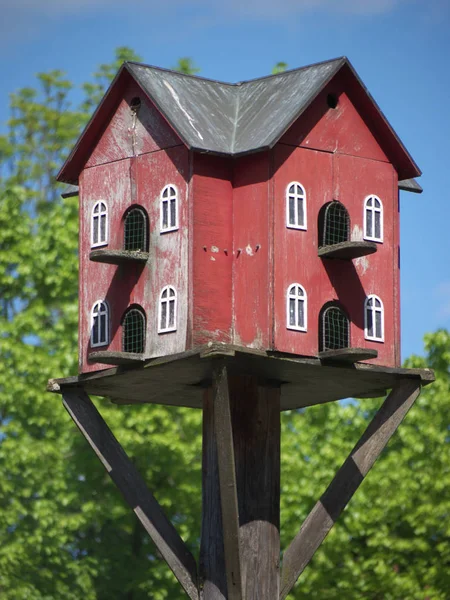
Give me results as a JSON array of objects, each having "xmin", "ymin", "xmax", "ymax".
[{"xmin": 73, "ymin": 69, "xmax": 404, "ymax": 373}]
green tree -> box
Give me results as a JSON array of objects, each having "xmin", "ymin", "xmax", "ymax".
[
  {"xmin": 272, "ymin": 61, "xmax": 289, "ymax": 74},
  {"xmin": 0, "ymin": 48, "xmax": 448, "ymax": 599},
  {"xmin": 0, "ymin": 47, "xmax": 202, "ymax": 600},
  {"xmin": 281, "ymin": 329, "xmax": 450, "ymax": 599},
  {"xmin": 172, "ymin": 57, "xmax": 200, "ymax": 75}
]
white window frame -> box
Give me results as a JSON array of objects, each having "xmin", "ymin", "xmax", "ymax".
[
  {"xmin": 91, "ymin": 201, "xmax": 108, "ymax": 248},
  {"xmin": 363, "ymin": 195, "xmax": 383, "ymax": 242},
  {"xmin": 158, "ymin": 286, "xmax": 177, "ymax": 333},
  {"xmin": 364, "ymin": 294, "xmax": 384, "ymax": 342},
  {"xmin": 90, "ymin": 300, "xmax": 109, "ymax": 347},
  {"xmin": 286, "ymin": 283, "xmax": 307, "ymax": 332},
  {"xmin": 160, "ymin": 185, "xmax": 179, "ymax": 233},
  {"xmin": 286, "ymin": 182, "xmax": 307, "ymax": 230}
]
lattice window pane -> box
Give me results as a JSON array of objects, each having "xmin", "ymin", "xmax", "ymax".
[
  {"xmin": 323, "ymin": 202, "xmax": 349, "ymax": 246},
  {"xmin": 170, "ymin": 198, "xmax": 177, "ymax": 228},
  {"xmin": 123, "ymin": 309, "xmax": 145, "ymax": 353},
  {"xmin": 366, "ymin": 310, "xmax": 374, "ymax": 338},
  {"xmin": 92, "ymin": 315, "xmax": 99, "ymax": 345},
  {"xmin": 297, "ymin": 198, "xmax": 304, "ymax": 227},
  {"xmin": 374, "ymin": 213, "xmax": 381, "ymax": 239},
  {"xmin": 93, "ymin": 216, "xmax": 99, "ymax": 245},
  {"xmin": 162, "ymin": 202, "xmax": 169, "ymax": 229},
  {"xmin": 288, "ymin": 197, "xmax": 295, "ymax": 225},
  {"xmin": 297, "ymin": 299, "xmax": 305, "ymax": 328},
  {"xmin": 100, "ymin": 214, "xmax": 106, "ymax": 242},
  {"xmin": 366, "ymin": 210, "xmax": 373, "ymax": 238},
  {"xmin": 169, "ymin": 299, "xmax": 175, "ymax": 328},
  {"xmin": 323, "ymin": 307, "xmax": 349, "ymax": 350},
  {"xmin": 124, "ymin": 209, "xmax": 147, "ymax": 251},
  {"xmin": 289, "ymin": 298, "xmax": 296, "ymax": 327},
  {"xmin": 375, "ymin": 310, "xmax": 382, "ymax": 339},
  {"xmin": 160, "ymin": 302, "xmax": 167, "ymax": 330}
]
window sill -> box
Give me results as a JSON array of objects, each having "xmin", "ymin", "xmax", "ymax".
[
  {"xmin": 318, "ymin": 241, "xmax": 377, "ymax": 260},
  {"xmin": 88, "ymin": 350, "xmax": 147, "ymax": 365},
  {"xmin": 89, "ymin": 249, "xmax": 149, "ymax": 265},
  {"xmin": 319, "ymin": 347, "xmax": 378, "ymax": 363}
]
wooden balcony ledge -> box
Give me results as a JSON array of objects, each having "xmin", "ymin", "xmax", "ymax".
[
  {"xmin": 318, "ymin": 241, "xmax": 377, "ymax": 260},
  {"xmin": 318, "ymin": 347, "xmax": 378, "ymax": 364},
  {"xmin": 89, "ymin": 249, "xmax": 149, "ymax": 265}
]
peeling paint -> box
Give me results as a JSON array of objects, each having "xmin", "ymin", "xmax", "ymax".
[
  {"xmin": 355, "ymin": 255, "xmax": 369, "ymax": 275},
  {"xmin": 211, "ymin": 245, "xmax": 219, "ymax": 253},
  {"xmin": 245, "ymin": 244, "xmax": 253, "ymax": 256},
  {"xmin": 210, "ymin": 256, "xmax": 216, "ymax": 261},
  {"xmin": 352, "ymin": 224, "xmax": 363, "ymax": 241}
]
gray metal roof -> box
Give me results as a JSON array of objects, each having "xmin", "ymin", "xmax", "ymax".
[
  {"xmin": 61, "ymin": 184, "xmax": 79, "ymax": 198},
  {"xmin": 398, "ymin": 178, "xmax": 423, "ymax": 194},
  {"xmin": 58, "ymin": 57, "xmax": 421, "ymax": 184},
  {"xmin": 127, "ymin": 58, "xmax": 345, "ymax": 156}
]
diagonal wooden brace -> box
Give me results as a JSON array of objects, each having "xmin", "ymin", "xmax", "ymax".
[
  {"xmin": 280, "ymin": 379, "xmax": 421, "ymax": 600},
  {"xmin": 212, "ymin": 364, "xmax": 243, "ymax": 600},
  {"xmin": 62, "ymin": 389, "xmax": 199, "ymax": 600}
]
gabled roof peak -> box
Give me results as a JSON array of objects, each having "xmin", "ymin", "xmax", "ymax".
[{"xmin": 58, "ymin": 56, "xmax": 420, "ymax": 185}]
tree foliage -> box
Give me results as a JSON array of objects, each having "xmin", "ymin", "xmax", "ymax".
[{"xmin": 0, "ymin": 49, "xmax": 448, "ymax": 599}]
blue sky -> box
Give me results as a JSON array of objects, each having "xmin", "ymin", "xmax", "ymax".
[{"xmin": 1, "ymin": 0, "xmax": 449, "ymax": 361}]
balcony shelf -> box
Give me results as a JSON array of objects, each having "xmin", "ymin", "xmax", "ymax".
[
  {"xmin": 318, "ymin": 241, "xmax": 377, "ymax": 260},
  {"xmin": 88, "ymin": 351, "xmax": 147, "ymax": 365},
  {"xmin": 89, "ymin": 249, "xmax": 149, "ymax": 265},
  {"xmin": 318, "ymin": 347, "xmax": 378, "ymax": 364}
]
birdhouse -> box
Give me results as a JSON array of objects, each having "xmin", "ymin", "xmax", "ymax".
[
  {"xmin": 53, "ymin": 58, "xmax": 434, "ymax": 600},
  {"xmin": 58, "ymin": 57, "xmax": 422, "ymax": 375}
]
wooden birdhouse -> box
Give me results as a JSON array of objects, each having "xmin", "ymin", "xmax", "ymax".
[
  {"xmin": 58, "ymin": 57, "xmax": 422, "ymax": 374},
  {"xmin": 53, "ymin": 58, "xmax": 434, "ymax": 600}
]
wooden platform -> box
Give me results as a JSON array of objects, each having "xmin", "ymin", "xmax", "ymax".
[{"xmin": 47, "ymin": 344, "xmax": 434, "ymax": 411}]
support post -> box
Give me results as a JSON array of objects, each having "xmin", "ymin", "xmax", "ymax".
[
  {"xmin": 62, "ymin": 389, "xmax": 199, "ymax": 600},
  {"xmin": 280, "ymin": 379, "xmax": 421, "ymax": 599},
  {"xmin": 200, "ymin": 373, "xmax": 281, "ymax": 600}
]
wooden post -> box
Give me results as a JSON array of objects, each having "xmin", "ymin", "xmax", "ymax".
[{"xmin": 200, "ymin": 369, "xmax": 281, "ymax": 599}]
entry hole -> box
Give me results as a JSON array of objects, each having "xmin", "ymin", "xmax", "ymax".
[
  {"xmin": 327, "ymin": 94, "xmax": 338, "ymax": 109},
  {"xmin": 130, "ymin": 97, "xmax": 141, "ymax": 111}
]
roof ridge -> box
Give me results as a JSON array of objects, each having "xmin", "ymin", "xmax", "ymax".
[
  {"xmin": 230, "ymin": 85, "xmax": 241, "ymax": 153},
  {"xmin": 125, "ymin": 61, "xmax": 236, "ymax": 87},
  {"xmin": 236, "ymin": 56, "xmax": 348, "ymax": 86},
  {"xmin": 126, "ymin": 56, "xmax": 347, "ymax": 88}
]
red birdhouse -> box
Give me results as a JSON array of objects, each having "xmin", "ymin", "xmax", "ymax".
[{"xmin": 58, "ymin": 57, "xmax": 422, "ymax": 375}]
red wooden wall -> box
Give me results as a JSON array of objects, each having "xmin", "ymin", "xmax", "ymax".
[
  {"xmin": 77, "ymin": 73, "xmax": 401, "ymax": 373},
  {"xmin": 79, "ymin": 88, "xmax": 189, "ymax": 373}
]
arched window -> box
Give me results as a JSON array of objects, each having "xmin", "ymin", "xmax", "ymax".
[
  {"xmin": 160, "ymin": 185, "xmax": 178, "ymax": 233},
  {"xmin": 158, "ymin": 286, "xmax": 177, "ymax": 333},
  {"xmin": 364, "ymin": 195, "xmax": 383, "ymax": 242},
  {"xmin": 122, "ymin": 306, "xmax": 146, "ymax": 354},
  {"xmin": 91, "ymin": 301, "xmax": 109, "ymax": 347},
  {"xmin": 286, "ymin": 182, "xmax": 307, "ymax": 230},
  {"xmin": 91, "ymin": 201, "xmax": 108, "ymax": 247},
  {"xmin": 364, "ymin": 295, "xmax": 384, "ymax": 342},
  {"xmin": 286, "ymin": 284, "xmax": 307, "ymax": 331},
  {"xmin": 318, "ymin": 201, "xmax": 350, "ymax": 247},
  {"xmin": 124, "ymin": 207, "xmax": 149, "ymax": 252},
  {"xmin": 319, "ymin": 303, "xmax": 350, "ymax": 351}
]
